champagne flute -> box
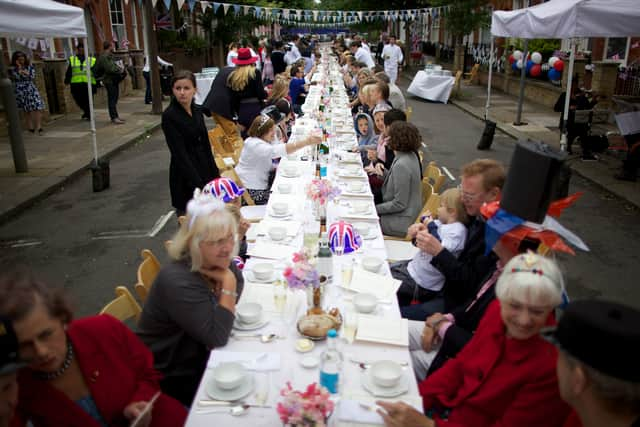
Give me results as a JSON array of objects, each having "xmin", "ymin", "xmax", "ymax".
[{"xmin": 273, "ymin": 279, "xmax": 287, "ymax": 316}]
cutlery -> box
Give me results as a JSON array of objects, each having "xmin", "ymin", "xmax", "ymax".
[
  {"xmin": 349, "ymin": 358, "xmax": 409, "ymax": 368},
  {"xmin": 197, "ymin": 400, "xmax": 272, "ymax": 409},
  {"xmin": 195, "ymin": 404, "xmax": 250, "ymax": 416},
  {"xmin": 232, "ymin": 333, "xmax": 280, "ymax": 343}
]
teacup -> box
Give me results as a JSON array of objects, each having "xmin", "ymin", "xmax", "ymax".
[
  {"xmin": 353, "ymin": 293, "xmax": 378, "ymax": 314},
  {"xmin": 362, "ymin": 256, "xmax": 383, "ymax": 273},
  {"xmin": 278, "ymin": 183, "xmax": 292, "ymax": 194},
  {"xmin": 348, "ymin": 181, "xmax": 365, "ymax": 193},
  {"xmin": 354, "ymin": 223, "xmax": 370, "ymax": 238},
  {"xmin": 252, "ymin": 263, "xmax": 274, "ymax": 281},
  {"xmin": 370, "ymin": 360, "xmax": 403, "ymax": 388},
  {"xmin": 212, "ymin": 362, "xmax": 246, "ymax": 390},
  {"xmin": 351, "ymin": 202, "xmax": 369, "ymax": 214},
  {"xmin": 268, "ymin": 226, "xmax": 287, "ymax": 241},
  {"xmin": 283, "ymin": 166, "xmax": 298, "ymax": 176},
  {"xmin": 272, "ymin": 202, "xmax": 289, "ymax": 216},
  {"xmin": 236, "ymin": 302, "xmax": 263, "ymax": 324}
]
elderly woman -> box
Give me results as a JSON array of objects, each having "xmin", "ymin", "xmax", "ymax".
[
  {"xmin": 0, "ymin": 271, "xmax": 186, "ymax": 427},
  {"xmin": 137, "ymin": 193, "xmax": 245, "ymax": 406},
  {"xmin": 375, "ymin": 121, "xmax": 423, "ymax": 237},
  {"xmin": 378, "ymin": 251, "xmax": 572, "ymax": 427},
  {"xmin": 234, "ymin": 115, "xmax": 320, "ymax": 204}
]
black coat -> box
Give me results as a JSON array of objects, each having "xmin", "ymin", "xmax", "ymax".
[
  {"xmin": 202, "ymin": 66, "xmax": 235, "ymax": 120},
  {"xmin": 426, "ymin": 265, "xmax": 498, "ymax": 376},
  {"xmin": 162, "ymin": 99, "xmax": 219, "ymax": 212},
  {"xmin": 431, "ymin": 217, "xmax": 498, "ymax": 311},
  {"xmin": 271, "ymin": 51, "xmax": 286, "ymax": 75}
]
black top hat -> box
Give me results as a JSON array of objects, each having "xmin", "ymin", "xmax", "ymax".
[
  {"xmin": 501, "ymin": 140, "xmax": 567, "ymax": 223},
  {"xmin": 1, "ymin": 316, "xmax": 25, "ymax": 375},
  {"xmin": 542, "ymin": 300, "xmax": 640, "ymax": 382},
  {"xmin": 261, "ymin": 105, "xmax": 285, "ymax": 124}
]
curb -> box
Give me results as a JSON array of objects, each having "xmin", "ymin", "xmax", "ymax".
[{"xmin": 0, "ymin": 122, "xmax": 162, "ymax": 226}]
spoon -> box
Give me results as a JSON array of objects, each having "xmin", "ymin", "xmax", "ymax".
[
  {"xmin": 233, "ymin": 333, "xmax": 279, "ymax": 343},
  {"xmin": 195, "ymin": 404, "xmax": 250, "ymax": 416},
  {"xmin": 358, "ymin": 361, "xmax": 409, "ymax": 370}
]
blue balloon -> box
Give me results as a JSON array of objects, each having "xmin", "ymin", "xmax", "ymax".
[
  {"xmin": 526, "ymin": 59, "xmax": 534, "ymax": 73},
  {"xmin": 512, "ymin": 62, "xmax": 519, "ymax": 72},
  {"xmin": 548, "ymin": 68, "xmax": 561, "ymax": 81}
]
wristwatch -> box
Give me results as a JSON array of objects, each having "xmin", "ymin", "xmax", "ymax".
[{"xmin": 220, "ymin": 288, "xmax": 238, "ymax": 298}]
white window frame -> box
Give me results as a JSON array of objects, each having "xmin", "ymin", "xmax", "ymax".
[
  {"xmin": 131, "ymin": 1, "xmax": 140, "ymax": 49},
  {"xmin": 109, "ymin": 0, "xmax": 126, "ymax": 50},
  {"xmin": 603, "ymin": 37, "xmax": 630, "ymax": 66}
]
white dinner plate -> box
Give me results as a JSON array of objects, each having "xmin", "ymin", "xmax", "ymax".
[
  {"xmin": 233, "ymin": 313, "xmax": 270, "ymax": 331},
  {"xmin": 206, "ymin": 374, "xmax": 254, "ymax": 402},
  {"xmin": 361, "ymin": 370, "xmax": 409, "ymax": 398},
  {"xmin": 244, "ymin": 269, "xmax": 277, "ymax": 284}
]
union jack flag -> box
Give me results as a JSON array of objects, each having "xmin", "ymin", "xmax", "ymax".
[
  {"xmin": 328, "ymin": 221, "xmax": 362, "ymax": 254},
  {"xmin": 202, "ymin": 178, "xmax": 245, "ymax": 203},
  {"xmin": 155, "ymin": 14, "xmax": 173, "ymax": 30}
]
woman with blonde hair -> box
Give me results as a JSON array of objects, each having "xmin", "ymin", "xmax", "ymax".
[
  {"xmin": 227, "ymin": 48, "xmax": 267, "ymax": 137},
  {"xmin": 137, "ymin": 192, "xmax": 244, "ymax": 406},
  {"xmin": 266, "ymin": 76, "xmax": 290, "ymax": 105},
  {"xmin": 235, "ymin": 114, "xmax": 321, "ymax": 204}
]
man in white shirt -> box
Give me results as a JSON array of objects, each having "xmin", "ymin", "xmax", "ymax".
[
  {"xmin": 143, "ymin": 56, "xmax": 172, "ymax": 104},
  {"xmin": 284, "ymin": 45, "xmax": 299, "ymax": 66},
  {"xmin": 382, "ymin": 35, "xmax": 404, "ymax": 84},
  {"xmin": 350, "ymin": 41, "xmax": 375, "ymax": 69}
]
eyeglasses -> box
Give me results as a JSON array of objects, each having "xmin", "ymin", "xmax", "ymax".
[
  {"xmin": 457, "ymin": 184, "xmax": 484, "ymax": 202},
  {"xmin": 201, "ymin": 234, "xmax": 236, "ymax": 248}
]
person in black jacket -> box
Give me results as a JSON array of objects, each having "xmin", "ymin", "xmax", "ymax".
[
  {"xmin": 554, "ymin": 86, "xmax": 599, "ymax": 159},
  {"xmin": 405, "ymin": 159, "xmax": 505, "ymax": 320},
  {"xmin": 202, "ymin": 66, "xmax": 242, "ymax": 148},
  {"xmin": 227, "ymin": 48, "xmax": 267, "ymax": 138},
  {"xmin": 271, "ymin": 41, "xmax": 286, "ymax": 76},
  {"xmin": 162, "ymin": 70, "xmax": 220, "ymax": 215}
]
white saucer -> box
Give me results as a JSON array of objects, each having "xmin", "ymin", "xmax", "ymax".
[
  {"xmin": 338, "ymin": 170, "xmax": 363, "ymax": 178},
  {"xmin": 233, "ymin": 313, "xmax": 270, "ymax": 331},
  {"xmin": 300, "ymin": 355, "xmax": 320, "ymax": 369},
  {"xmin": 269, "ymin": 210, "xmax": 291, "ymax": 218},
  {"xmin": 206, "ymin": 374, "xmax": 254, "ymax": 401},
  {"xmin": 280, "ymin": 172, "xmax": 300, "ymax": 178},
  {"xmin": 346, "ymin": 187, "xmax": 367, "ymax": 194},
  {"xmin": 349, "ymin": 207, "xmax": 372, "ymax": 215},
  {"xmin": 361, "ymin": 370, "xmax": 409, "ymax": 398},
  {"xmin": 244, "ymin": 270, "xmax": 277, "ymax": 283}
]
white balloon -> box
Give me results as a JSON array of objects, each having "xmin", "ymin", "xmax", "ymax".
[
  {"xmin": 549, "ymin": 56, "xmax": 559, "ymax": 67},
  {"xmin": 531, "ymin": 52, "xmax": 542, "ymax": 64},
  {"xmin": 516, "ymin": 59, "xmax": 524, "ymax": 69},
  {"xmin": 513, "ymin": 50, "xmax": 523, "ymax": 60}
]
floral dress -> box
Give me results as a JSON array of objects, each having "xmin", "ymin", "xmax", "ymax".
[{"xmin": 10, "ymin": 64, "xmax": 45, "ymax": 112}]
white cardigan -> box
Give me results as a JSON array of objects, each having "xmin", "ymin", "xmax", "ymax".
[{"xmin": 235, "ymin": 136, "xmax": 287, "ymax": 190}]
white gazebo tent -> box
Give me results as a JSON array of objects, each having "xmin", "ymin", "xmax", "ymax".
[
  {"xmin": 486, "ymin": 0, "xmax": 640, "ymax": 150},
  {"xmin": 0, "ymin": 0, "xmax": 100, "ymax": 171}
]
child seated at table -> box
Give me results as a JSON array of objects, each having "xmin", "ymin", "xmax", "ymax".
[
  {"xmin": 203, "ymin": 177, "xmax": 251, "ymax": 264},
  {"xmin": 354, "ymin": 112, "xmax": 376, "ymax": 158},
  {"xmin": 392, "ymin": 188, "xmax": 469, "ymax": 309}
]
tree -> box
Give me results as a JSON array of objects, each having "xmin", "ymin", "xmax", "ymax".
[{"xmin": 431, "ymin": 0, "xmax": 491, "ymax": 72}]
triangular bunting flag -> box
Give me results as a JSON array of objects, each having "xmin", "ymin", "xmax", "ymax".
[
  {"xmin": 176, "ymin": 0, "xmax": 185, "ymax": 10},
  {"xmin": 222, "ymin": 3, "xmax": 230, "ymax": 14},
  {"xmin": 232, "ymin": 4, "xmax": 241, "ymax": 15},
  {"xmin": 243, "ymin": 5, "xmax": 250, "ymax": 15},
  {"xmin": 162, "ymin": 0, "xmax": 171, "ymax": 10}
]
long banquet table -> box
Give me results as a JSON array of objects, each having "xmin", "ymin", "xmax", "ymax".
[{"xmin": 185, "ymin": 50, "xmax": 421, "ymax": 427}]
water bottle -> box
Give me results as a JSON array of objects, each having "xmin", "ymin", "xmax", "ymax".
[{"xmin": 319, "ymin": 329, "xmax": 342, "ymax": 394}]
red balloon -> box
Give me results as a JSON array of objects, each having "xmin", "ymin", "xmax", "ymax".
[
  {"xmin": 553, "ymin": 59, "xmax": 564, "ymax": 72},
  {"xmin": 530, "ymin": 64, "xmax": 542, "ymax": 77},
  {"xmin": 509, "ymin": 54, "xmax": 515, "ymax": 65}
]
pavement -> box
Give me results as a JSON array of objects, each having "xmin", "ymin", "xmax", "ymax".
[
  {"xmin": 444, "ymin": 82, "xmax": 640, "ymax": 209},
  {"xmin": 0, "ymin": 91, "xmax": 167, "ymax": 223},
  {"xmin": 1, "ymin": 75, "xmax": 638, "ymax": 226}
]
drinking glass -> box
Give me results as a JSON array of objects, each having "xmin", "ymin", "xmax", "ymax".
[
  {"xmin": 341, "ymin": 262, "xmax": 353, "ymax": 287},
  {"xmin": 342, "ymin": 310, "xmax": 358, "ymax": 344},
  {"xmin": 273, "ymin": 279, "xmax": 287, "ymax": 316}
]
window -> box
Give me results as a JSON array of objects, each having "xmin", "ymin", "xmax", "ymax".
[
  {"xmin": 130, "ymin": 1, "xmax": 139, "ymax": 49},
  {"xmin": 109, "ymin": 0, "xmax": 126, "ymax": 50},
  {"xmin": 604, "ymin": 37, "xmax": 629, "ymax": 64}
]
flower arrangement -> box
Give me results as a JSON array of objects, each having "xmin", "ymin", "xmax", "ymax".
[
  {"xmin": 306, "ymin": 179, "xmax": 341, "ymax": 206},
  {"xmin": 283, "ymin": 249, "xmax": 320, "ymax": 290},
  {"xmin": 277, "ymin": 382, "xmax": 334, "ymax": 427}
]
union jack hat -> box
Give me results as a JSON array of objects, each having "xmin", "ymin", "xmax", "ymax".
[
  {"xmin": 328, "ymin": 221, "xmax": 362, "ymax": 254},
  {"xmin": 232, "ymin": 256, "xmax": 245, "ymax": 270},
  {"xmin": 202, "ymin": 177, "xmax": 245, "ymax": 203}
]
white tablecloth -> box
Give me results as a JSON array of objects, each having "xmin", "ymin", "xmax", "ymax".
[
  {"xmin": 195, "ymin": 76, "xmax": 215, "ymax": 105},
  {"xmin": 407, "ymin": 70, "xmax": 456, "ymax": 104}
]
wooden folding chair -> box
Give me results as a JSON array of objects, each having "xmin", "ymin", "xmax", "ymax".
[
  {"xmin": 421, "ymin": 178, "xmax": 433, "ymax": 207},
  {"xmin": 426, "ymin": 161, "xmax": 446, "ymax": 193},
  {"xmin": 424, "ymin": 191, "xmax": 441, "ymax": 218},
  {"xmin": 221, "ymin": 168, "xmax": 255, "ymax": 206},
  {"xmin": 405, "ymin": 106, "xmax": 413, "ymax": 122},
  {"xmin": 209, "ymin": 128, "xmax": 237, "ymax": 171},
  {"xmin": 463, "ymin": 63, "xmax": 480, "ymax": 85},
  {"xmin": 134, "ymin": 249, "xmax": 161, "ymax": 303},
  {"xmin": 453, "ymin": 70, "xmax": 463, "ymax": 97},
  {"xmin": 99, "ymin": 286, "xmax": 142, "ymax": 322}
]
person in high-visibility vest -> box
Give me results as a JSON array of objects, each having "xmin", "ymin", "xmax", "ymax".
[{"xmin": 64, "ymin": 42, "xmax": 96, "ymax": 120}]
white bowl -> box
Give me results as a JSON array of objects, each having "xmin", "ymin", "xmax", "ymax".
[
  {"xmin": 348, "ymin": 181, "xmax": 365, "ymax": 192},
  {"xmin": 283, "ymin": 166, "xmax": 298, "ymax": 176},
  {"xmin": 300, "ymin": 355, "xmax": 320, "ymax": 369},
  {"xmin": 278, "ymin": 183, "xmax": 292, "ymax": 194},
  {"xmin": 252, "ymin": 263, "xmax": 274, "ymax": 281},
  {"xmin": 362, "ymin": 256, "xmax": 383, "ymax": 273},
  {"xmin": 354, "ymin": 223, "xmax": 370, "ymax": 238},
  {"xmin": 236, "ymin": 302, "xmax": 263, "ymax": 324},
  {"xmin": 212, "ymin": 362, "xmax": 246, "ymax": 390},
  {"xmin": 268, "ymin": 226, "xmax": 287, "ymax": 241},
  {"xmin": 370, "ymin": 360, "xmax": 403, "ymax": 388},
  {"xmin": 353, "ymin": 293, "xmax": 378, "ymax": 314},
  {"xmin": 272, "ymin": 202, "xmax": 289, "ymax": 215},
  {"xmin": 351, "ymin": 202, "xmax": 369, "ymax": 214},
  {"xmin": 346, "ymin": 165, "xmax": 360, "ymax": 175}
]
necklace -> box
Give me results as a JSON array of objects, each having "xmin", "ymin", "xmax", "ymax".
[{"xmin": 36, "ymin": 340, "xmax": 74, "ymax": 381}]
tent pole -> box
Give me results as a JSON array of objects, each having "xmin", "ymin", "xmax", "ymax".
[
  {"xmin": 514, "ymin": 39, "xmax": 528, "ymax": 125},
  {"xmin": 85, "ymin": 37, "xmax": 98, "ymax": 165},
  {"xmin": 560, "ymin": 39, "xmax": 576, "ymax": 152},
  {"xmin": 484, "ymin": 36, "xmax": 494, "ymax": 121},
  {"xmin": 0, "ymin": 45, "xmax": 28, "ymax": 172}
]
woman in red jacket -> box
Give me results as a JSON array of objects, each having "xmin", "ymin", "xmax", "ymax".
[
  {"xmin": 378, "ymin": 252, "xmax": 571, "ymax": 427},
  {"xmin": 0, "ymin": 270, "xmax": 186, "ymax": 427}
]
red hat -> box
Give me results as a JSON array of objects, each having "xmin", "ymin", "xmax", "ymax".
[{"xmin": 232, "ymin": 48, "xmax": 258, "ymax": 66}]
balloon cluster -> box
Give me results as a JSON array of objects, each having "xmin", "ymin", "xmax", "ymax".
[{"xmin": 507, "ymin": 50, "xmax": 564, "ymax": 82}]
